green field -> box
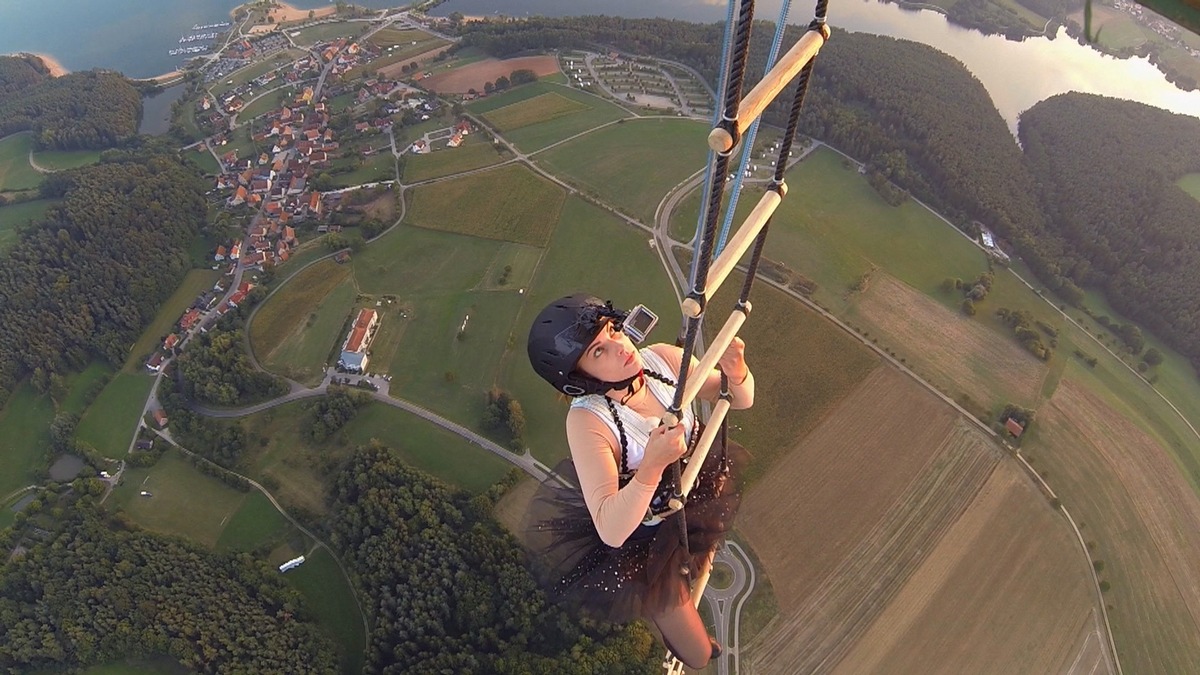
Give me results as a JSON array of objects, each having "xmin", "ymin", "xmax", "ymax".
[
  {"xmin": 481, "ymin": 92, "xmax": 589, "ymax": 132},
  {"xmin": 290, "ymin": 21, "xmax": 362, "ymax": 47},
  {"xmin": 469, "ymin": 82, "xmax": 630, "ymax": 153},
  {"xmin": 346, "ymin": 37, "xmax": 449, "ymax": 79},
  {"xmin": 538, "ymin": 117, "xmax": 709, "ymax": 224},
  {"xmin": 0, "ymin": 198, "xmax": 58, "ymax": 252},
  {"xmin": 285, "ymin": 547, "xmax": 366, "ymax": 675},
  {"xmin": 367, "ymin": 27, "xmax": 427, "ymax": 48},
  {"xmin": 500, "ymin": 196, "xmax": 683, "ymax": 464},
  {"xmin": 215, "ymin": 490, "xmax": 292, "ymax": 552},
  {"xmin": 125, "ymin": 268, "xmax": 220, "ymax": 372},
  {"xmin": 673, "ymin": 147, "xmax": 989, "ymax": 313},
  {"xmin": 0, "ymin": 133, "xmax": 42, "ymax": 193},
  {"xmin": 403, "ymin": 139, "xmax": 506, "ymax": 182},
  {"xmin": 0, "ymin": 384, "xmax": 55, "ymax": 498},
  {"xmin": 238, "ymin": 399, "xmax": 512, "ymax": 518},
  {"xmin": 110, "ymin": 448, "xmax": 248, "ymax": 548},
  {"xmin": 29, "ymin": 148, "xmax": 102, "ymax": 171},
  {"xmin": 1177, "ymin": 173, "xmax": 1200, "ymax": 202},
  {"xmin": 75, "ymin": 372, "xmax": 155, "ymax": 459},
  {"xmin": 59, "ymin": 361, "xmax": 115, "ymax": 416},
  {"xmin": 211, "ymin": 50, "xmax": 308, "ymax": 98},
  {"xmin": 406, "ymin": 164, "xmax": 565, "ymax": 245},
  {"xmin": 331, "ymin": 152, "xmax": 397, "ymax": 188},
  {"xmin": 240, "ymin": 88, "xmax": 293, "ymax": 120},
  {"xmin": 262, "ymin": 275, "xmax": 356, "ymax": 385},
  {"xmin": 250, "ymin": 260, "xmax": 350, "ymax": 367},
  {"xmin": 188, "ymin": 147, "xmax": 223, "ymax": 175}
]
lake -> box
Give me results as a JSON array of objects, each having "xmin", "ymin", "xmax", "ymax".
[
  {"xmin": 431, "ymin": 0, "xmax": 1200, "ymax": 133},
  {"xmin": 2, "ymin": 0, "xmax": 1198, "ymax": 130},
  {"xmin": 139, "ymin": 84, "xmax": 189, "ymax": 136}
]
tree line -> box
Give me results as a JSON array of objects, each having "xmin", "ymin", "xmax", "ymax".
[
  {"xmin": 0, "ymin": 154, "xmax": 208, "ymax": 409},
  {"xmin": 0, "ymin": 55, "xmax": 142, "ymax": 149},
  {"xmin": 1020, "ymin": 93, "xmax": 1200, "ymax": 372},
  {"xmin": 328, "ymin": 443, "xmax": 660, "ymax": 673},
  {"xmin": 0, "ymin": 506, "xmax": 337, "ymax": 672}
]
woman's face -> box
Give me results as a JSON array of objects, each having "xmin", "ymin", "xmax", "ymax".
[{"xmin": 575, "ymin": 318, "xmax": 642, "ymax": 385}]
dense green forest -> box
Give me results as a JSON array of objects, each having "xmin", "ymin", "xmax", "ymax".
[
  {"xmin": 173, "ymin": 327, "xmax": 289, "ymax": 407},
  {"xmin": 329, "ymin": 444, "xmax": 660, "ymax": 674},
  {"xmin": 0, "ymin": 507, "xmax": 337, "ymax": 672},
  {"xmin": 0, "ymin": 55, "xmax": 141, "ymax": 149},
  {"xmin": 1021, "ymin": 93, "xmax": 1200, "ymax": 368},
  {"xmin": 0, "ymin": 155, "xmax": 207, "ymax": 407}
]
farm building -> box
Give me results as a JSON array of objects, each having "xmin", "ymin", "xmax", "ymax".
[{"xmin": 338, "ymin": 308, "xmax": 380, "ymax": 373}]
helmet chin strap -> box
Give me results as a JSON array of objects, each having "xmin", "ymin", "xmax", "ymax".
[{"xmin": 615, "ymin": 370, "xmax": 645, "ymax": 405}]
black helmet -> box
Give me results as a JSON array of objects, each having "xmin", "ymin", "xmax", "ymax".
[{"xmin": 528, "ymin": 294, "xmax": 633, "ymax": 397}]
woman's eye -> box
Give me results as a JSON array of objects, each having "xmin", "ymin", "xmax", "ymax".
[{"xmin": 592, "ymin": 346, "xmax": 603, "ymax": 358}]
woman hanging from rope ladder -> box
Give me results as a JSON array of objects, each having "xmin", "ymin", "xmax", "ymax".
[
  {"xmin": 526, "ymin": 295, "xmax": 754, "ymax": 669},
  {"xmin": 526, "ymin": 0, "xmax": 831, "ymax": 668}
]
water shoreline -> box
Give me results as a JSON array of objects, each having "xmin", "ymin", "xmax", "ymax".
[{"xmin": 7, "ymin": 51, "xmax": 69, "ymax": 77}]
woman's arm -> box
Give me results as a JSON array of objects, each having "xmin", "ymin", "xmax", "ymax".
[
  {"xmin": 566, "ymin": 408, "xmax": 667, "ymax": 548},
  {"xmin": 648, "ymin": 341, "xmax": 755, "ymax": 409}
]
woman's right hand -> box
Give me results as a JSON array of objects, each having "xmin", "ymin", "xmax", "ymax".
[{"xmin": 637, "ymin": 423, "xmax": 689, "ymax": 482}]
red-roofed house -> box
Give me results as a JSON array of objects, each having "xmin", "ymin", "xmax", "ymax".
[
  {"xmin": 146, "ymin": 352, "xmax": 165, "ymax": 372},
  {"xmin": 214, "ymin": 245, "xmax": 227, "ymax": 261},
  {"xmin": 337, "ymin": 308, "xmax": 379, "ymax": 372},
  {"xmin": 179, "ymin": 309, "xmax": 202, "ymax": 331},
  {"xmin": 153, "ymin": 409, "xmax": 169, "ymax": 428},
  {"xmin": 1005, "ymin": 418, "xmax": 1025, "ymax": 437},
  {"xmin": 163, "ymin": 334, "xmax": 180, "ymax": 351}
]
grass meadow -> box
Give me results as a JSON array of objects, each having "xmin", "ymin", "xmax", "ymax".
[
  {"xmin": 0, "ymin": 384, "xmax": 55, "ymax": 498},
  {"xmin": 403, "ymin": 137, "xmax": 506, "ymax": 183},
  {"xmin": 188, "ymin": 147, "xmax": 223, "ymax": 175},
  {"xmin": 285, "ymin": 547, "xmax": 366, "ymax": 675},
  {"xmin": 0, "ymin": 133, "xmax": 42, "ymax": 193},
  {"xmin": 536, "ymin": 117, "xmax": 709, "ymax": 224},
  {"xmin": 78, "ymin": 656, "xmax": 190, "ymax": 675},
  {"xmin": 1177, "ymin": 172, "xmax": 1200, "ymax": 201},
  {"xmin": 111, "ymin": 449, "xmax": 248, "ymax": 548},
  {"xmin": 348, "ymin": 36, "xmax": 449, "ymax": 79},
  {"xmin": 29, "ymin": 149, "xmax": 102, "ymax": 171},
  {"xmin": 291, "ymin": 21, "xmax": 361, "ymax": 46},
  {"xmin": 0, "ymin": 198, "xmax": 58, "ymax": 252},
  {"xmin": 481, "ymin": 92, "xmax": 589, "ymax": 132},
  {"xmin": 405, "ymin": 163, "xmax": 565, "ymax": 246},
  {"xmin": 124, "ymin": 268, "xmax": 220, "ymax": 372},
  {"xmin": 328, "ymin": 153, "xmax": 396, "ymax": 188},
  {"xmin": 240, "ymin": 90, "xmax": 292, "ymax": 121},
  {"xmin": 75, "ymin": 373, "xmax": 155, "ymax": 459},
  {"xmin": 469, "ymin": 82, "xmax": 629, "ymax": 152},
  {"xmin": 59, "ymin": 361, "xmax": 115, "ymax": 416},
  {"xmin": 368, "ymin": 27, "xmax": 426, "ymax": 48},
  {"xmin": 238, "ymin": 399, "xmax": 511, "ymax": 520},
  {"xmin": 252, "ymin": 259, "xmax": 353, "ymax": 384},
  {"xmin": 214, "ymin": 490, "xmax": 292, "ymax": 552},
  {"xmin": 265, "ymin": 278, "xmax": 356, "ymax": 385}
]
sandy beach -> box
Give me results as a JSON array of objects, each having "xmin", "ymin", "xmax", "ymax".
[
  {"xmin": 7, "ymin": 52, "xmax": 70, "ymax": 77},
  {"xmin": 265, "ymin": 1, "xmax": 338, "ymax": 23}
]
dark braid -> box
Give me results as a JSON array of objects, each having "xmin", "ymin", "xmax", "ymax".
[
  {"xmin": 607, "ymin": 369, "xmax": 679, "ymax": 483},
  {"xmin": 604, "ymin": 397, "xmax": 630, "ymax": 478}
]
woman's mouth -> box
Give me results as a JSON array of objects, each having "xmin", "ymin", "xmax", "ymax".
[{"xmin": 625, "ymin": 353, "xmax": 635, "ymax": 367}]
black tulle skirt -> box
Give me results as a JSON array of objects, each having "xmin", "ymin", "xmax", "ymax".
[{"xmin": 527, "ymin": 439, "xmax": 747, "ymax": 622}]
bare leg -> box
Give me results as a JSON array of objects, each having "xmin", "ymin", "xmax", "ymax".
[{"xmin": 651, "ymin": 582, "xmax": 713, "ymax": 669}]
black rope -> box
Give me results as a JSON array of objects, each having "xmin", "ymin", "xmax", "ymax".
[{"xmin": 605, "ymin": 397, "xmax": 631, "ymax": 479}]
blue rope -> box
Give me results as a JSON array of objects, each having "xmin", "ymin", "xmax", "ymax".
[
  {"xmin": 715, "ymin": 0, "xmax": 794, "ymax": 256},
  {"xmin": 688, "ymin": 0, "xmax": 740, "ymax": 285}
]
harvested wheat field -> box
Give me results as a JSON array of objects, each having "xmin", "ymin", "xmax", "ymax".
[
  {"xmin": 421, "ymin": 56, "xmax": 560, "ymax": 93},
  {"xmin": 740, "ymin": 365, "xmax": 1107, "ymax": 674},
  {"xmin": 850, "ymin": 274, "xmax": 1045, "ymax": 409},
  {"xmin": 1026, "ymin": 377, "xmax": 1200, "ymax": 673}
]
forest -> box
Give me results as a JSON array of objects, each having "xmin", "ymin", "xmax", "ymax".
[
  {"xmin": 0, "ymin": 55, "xmax": 142, "ymax": 149},
  {"xmin": 1020, "ymin": 93, "xmax": 1200, "ymax": 369},
  {"xmin": 328, "ymin": 444, "xmax": 660, "ymax": 674},
  {"xmin": 0, "ymin": 154, "xmax": 208, "ymax": 408},
  {"xmin": 0, "ymin": 506, "xmax": 337, "ymax": 673}
]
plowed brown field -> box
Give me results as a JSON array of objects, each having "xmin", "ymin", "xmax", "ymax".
[
  {"xmin": 421, "ymin": 56, "xmax": 560, "ymax": 93},
  {"xmin": 1028, "ymin": 376, "xmax": 1200, "ymax": 674},
  {"xmin": 850, "ymin": 274, "xmax": 1046, "ymax": 408},
  {"xmin": 740, "ymin": 366, "xmax": 1107, "ymax": 674}
]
